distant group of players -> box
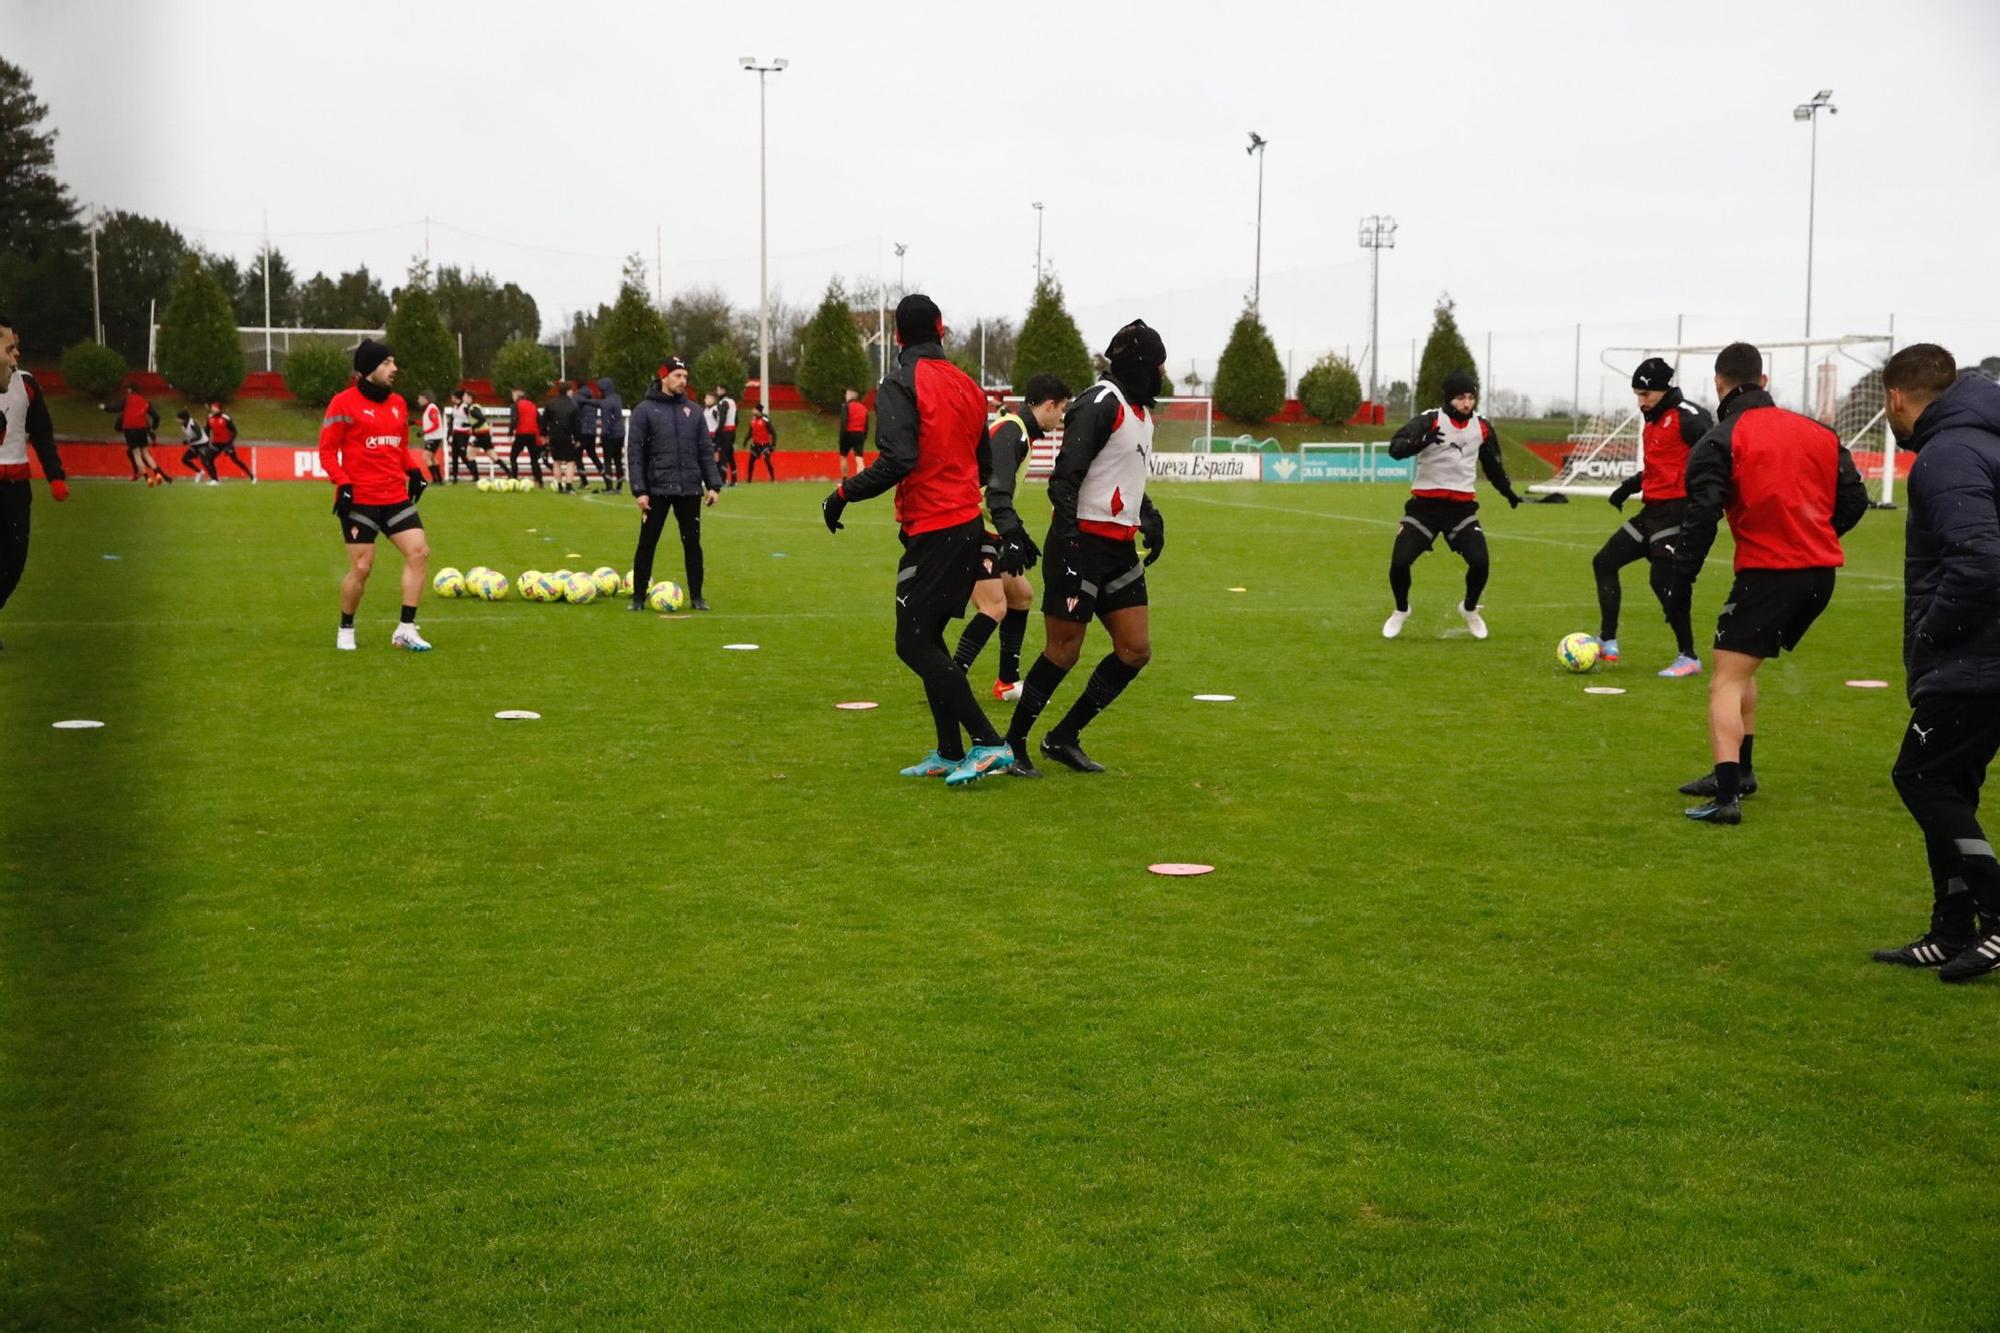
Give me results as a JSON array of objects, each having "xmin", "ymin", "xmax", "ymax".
[
  {"xmin": 5, "ymin": 301, "xmax": 1999, "ymax": 983},
  {"xmin": 99, "ymin": 385, "xmax": 253, "ymax": 485}
]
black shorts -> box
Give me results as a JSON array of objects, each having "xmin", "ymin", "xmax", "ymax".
[
  {"xmin": 1398, "ymin": 496, "xmax": 1482, "ymax": 552},
  {"xmin": 1617, "ymin": 498, "xmax": 1689, "ymax": 562},
  {"xmin": 974, "ymin": 530, "xmax": 1002, "ymax": 583},
  {"xmin": 550, "ymin": 440, "xmax": 580, "ymax": 462},
  {"xmin": 838, "ymin": 430, "xmax": 866, "ymax": 455},
  {"xmin": 339, "ymin": 500, "xmax": 424, "ymax": 546},
  {"xmin": 1043, "ymin": 528, "xmax": 1147, "ymax": 622},
  {"xmin": 1713, "ymin": 567, "xmax": 1836, "ymax": 659},
  {"xmin": 422, "ymin": 438, "xmax": 446, "ymax": 454},
  {"xmin": 896, "ymin": 518, "xmax": 984, "ymax": 621}
]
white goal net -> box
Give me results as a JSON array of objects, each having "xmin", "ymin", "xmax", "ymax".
[{"xmin": 1531, "ymin": 336, "xmax": 1899, "ymax": 506}]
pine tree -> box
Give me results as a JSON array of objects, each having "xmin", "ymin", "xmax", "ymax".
[
  {"xmin": 1297, "ymin": 353, "xmax": 1363, "ymax": 425},
  {"xmin": 59, "ymin": 341, "xmax": 128, "ymax": 401},
  {"xmin": 0, "ymin": 57, "xmax": 81, "ymax": 256},
  {"xmin": 1010, "ymin": 276, "xmax": 1093, "ymax": 397},
  {"xmin": 795, "ymin": 280, "xmax": 873, "ymax": 412},
  {"xmin": 1415, "ymin": 296, "xmax": 1478, "ymax": 413},
  {"xmin": 156, "ymin": 255, "xmax": 245, "ymax": 401},
  {"xmin": 384, "ymin": 283, "xmax": 462, "ymax": 403},
  {"xmin": 593, "ymin": 280, "xmax": 672, "ymax": 402},
  {"xmin": 491, "ymin": 336, "xmax": 555, "ymax": 398},
  {"xmin": 1212, "ymin": 307, "xmax": 1286, "ymax": 424},
  {"xmin": 689, "ymin": 342, "xmax": 747, "ymax": 399}
]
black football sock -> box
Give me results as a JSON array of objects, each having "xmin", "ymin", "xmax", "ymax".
[
  {"xmin": 400, "ymin": 605, "xmax": 417, "ymax": 625},
  {"xmin": 1739, "ymin": 734, "xmax": 1755, "ymax": 773},
  {"xmin": 1714, "ymin": 761, "xmax": 1742, "ymax": 803},
  {"xmin": 953, "ymin": 613, "xmax": 998, "ymax": 673},
  {"xmin": 1007, "ymin": 654, "xmax": 1071, "ymax": 741},
  {"xmin": 429, "ymin": 465, "xmax": 443, "ymax": 483},
  {"xmin": 998, "ymin": 608, "xmax": 1028, "ymax": 683},
  {"xmin": 1389, "ymin": 562, "xmax": 1412, "ymax": 613},
  {"xmin": 1048, "ymin": 652, "xmax": 1142, "ymax": 743},
  {"xmin": 1934, "ymin": 873, "xmax": 1978, "ymax": 939},
  {"xmin": 1463, "ymin": 561, "xmax": 1490, "ymax": 612},
  {"xmin": 340, "ymin": 611, "xmax": 355, "ymax": 629}
]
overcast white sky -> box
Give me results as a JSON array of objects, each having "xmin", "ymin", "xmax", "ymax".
[{"xmin": 6, "ymin": 0, "xmax": 1998, "ymax": 409}]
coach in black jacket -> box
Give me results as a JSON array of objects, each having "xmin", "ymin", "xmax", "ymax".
[
  {"xmin": 626, "ymin": 357, "xmax": 721, "ymax": 611},
  {"xmin": 1875, "ymin": 346, "xmax": 2000, "ymax": 981}
]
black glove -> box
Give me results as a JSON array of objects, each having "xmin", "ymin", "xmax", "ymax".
[
  {"xmin": 1421, "ymin": 426, "xmax": 1444, "ymax": 449},
  {"xmin": 1608, "ymin": 492, "xmax": 1626, "ymax": 512},
  {"xmin": 1505, "ymin": 492, "xmax": 1523, "ymax": 509},
  {"xmin": 333, "ymin": 484, "xmax": 354, "ymax": 518},
  {"xmin": 406, "ymin": 469, "xmax": 428, "ymax": 503},
  {"xmin": 996, "ymin": 526, "xmax": 1040, "ymax": 574},
  {"xmin": 821, "ymin": 489, "xmax": 847, "ymax": 533},
  {"xmin": 1140, "ymin": 506, "xmax": 1165, "ymax": 567}
]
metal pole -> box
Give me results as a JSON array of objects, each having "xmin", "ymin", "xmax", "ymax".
[
  {"xmin": 655, "ymin": 225, "xmax": 663, "ymax": 308},
  {"xmin": 757, "ymin": 70, "xmax": 770, "ymax": 410},
  {"xmin": 1881, "ymin": 311, "xmax": 1898, "ymax": 508},
  {"xmin": 1034, "ymin": 202, "xmax": 1043, "ymax": 280},
  {"xmin": 1253, "ymin": 148, "xmax": 1264, "ymax": 312},
  {"xmin": 980, "ymin": 322, "xmax": 986, "ymax": 387},
  {"xmin": 89, "ymin": 205, "xmax": 103, "ymax": 346},
  {"xmin": 147, "ymin": 298, "xmax": 155, "ymax": 372},
  {"xmin": 262, "ymin": 210, "xmax": 273, "ymax": 372},
  {"xmin": 1368, "ymin": 240, "xmax": 1380, "ymax": 400},
  {"xmin": 1673, "ymin": 312, "xmax": 1684, "ymax": 382},
  {"xmin": 1572, "ymin": 323, "xmax": 1581, "ymax": 428},
  {"xmin": 1804, "ymin": 109, "xmax": 1818, "ymax": 410},
  {"xmin": 1485, "ymin": 331, "xmax": 1492, "ymax": 407}
]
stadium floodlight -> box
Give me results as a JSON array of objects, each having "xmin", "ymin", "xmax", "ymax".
[
  {"xmin": 1245, "ymin": 132, "xmax": 1268, "ymax": 312},
  {"xmin": 1032, "ymin": 201, "xmax": 1044, "ymax": 280},
  {"xmin": 1794, "ymin": 88, "xmax": 1837, "ymax": 410},
  {"xmin": 742, "ymin": 58, "xmax": 788, "ymax": 411},
  {"xmin": 1357, "ymin": 215, "xmax": 1398, "ymax": 403}
]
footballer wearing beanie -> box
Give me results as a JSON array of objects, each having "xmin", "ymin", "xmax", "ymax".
[{"xmin": 320, "ymin": 337, "xmax": 433, "ymax": 652}]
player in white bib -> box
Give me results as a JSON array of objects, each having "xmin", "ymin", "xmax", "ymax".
[
  {"xmin": 1381, "ymin": 370, "xmax": 1521, "ymax": 640},
  {"xmin": 0, "ymin": 312, "xmax": 71, "ymax": 649}
]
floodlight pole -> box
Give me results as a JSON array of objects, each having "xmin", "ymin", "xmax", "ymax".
[
  {"xmin": 88, "ymin": 204, "xmax": 103, "ymax": 347},
  {"xmin": 1795, "ymin": 89, "xmax": 1835, "ymax": 411},
  {"xmin": 894, "ymin": 242, "xmax": 907, "ymax": 300},
  {"xmin": 262, "ymin": 210, "xmax": 274, "ymax": 371},
  {"xmin": 1357, "ymin": 215, "xmax": 1397, "ymax": 402},
  {"xmin": 742, "ymin": 57, "xmax": 788, "ymax": 408},
  {"xmin": 1032, "ymin": 201, "xmax": 1044, "ymax": 280},
  {"xmin": 1246, "ymin": 133, "xmax": 1268, "ymax": 312}
]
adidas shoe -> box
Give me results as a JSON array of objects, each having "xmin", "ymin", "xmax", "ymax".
[
  {"xmin": 899, "ymin": 750, "xmax": 954, "ymax": 778},
  {"xmin": 1459, "ymin": 602, "xmax": 1488, "ymax": 640},
  {"xmin": 336, "ymin": 626, "xmax": 357, "ymax": 652},
  {"xmin": 1658, "ymin": 654, "xmax": 1703, "ymax": 679},
  {"xmin": 945, "ymin": 743, "xmax": 1015, "ymax": 787},
  {"xmin": 1679, "ymin": 770, "xmax": 1758, "ymax": 798},
  {"xmin": 391, "ymin": 624, "xmax": 432, "ymax": 652},
  {"xmin": 1937, "ymin": 933, "xmax": 2000, "ymax": 984},
  {"xmin": 1599, "ymin": 638, "xmax": 1621, "ymax": 663},
  {"xmin": 993, "ymin": 678, "xmax": 1023, "ymax": 702},
  {"xmin": 1684, "ymin": 798, "xmax": 1742, "ymax": 825},
  {"xmin": 1382, "ymin": 606, "xmax": 1411, "ymax": 639},
  {"xmin": 1872, "ymin": 933, "xmax": 1973, "ymax": 968},
  {"xmin": 1040, "ymin": 736, "xmax": 1105, "ymax": 774}
]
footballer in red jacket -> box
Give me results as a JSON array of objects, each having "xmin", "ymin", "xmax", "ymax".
[{"xmin": 320, "ymin": 338, "xmax": 433, "ymax": 652}]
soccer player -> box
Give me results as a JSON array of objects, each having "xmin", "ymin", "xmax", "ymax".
[
  {"xmin": 1381, "ymin": 370, "xmax": 1521, "ymax": 640},
  {"xmin": 544, "ymin": 380, "xmax": 580, "ymax": 492},
  {"xmin": 744, "ymin": 404, "xmax": 777, "ymax": 482},
  {"xmin": 0, "ymin": 312, "xmax": 71, "ymax": 649},
  {"xmin": 711, "ymin": 382, "xmax": 738, "ymax": 486},
  {"xmin": 1595, "ymin": 358, "xmax": 1713, "ymax": 675},
  {"xmin": 416, "ymin": 390, "xmax": 447, "ymax": 484},
  {"xmin": 954, "ymin": 373, "xmax": 1070, "ymax": 701},
  {"xmin": 838, "ymin": 387, "xmax": 870, "ymax": 479},
  {"xmin": 574, "ymin": 381, "xmax": 606, "ymax": 487},
  {"xmin": 109, "ymin": 382, "xmax": 168, "ymax": 484},
  {"xmin": 820, "ymin": 293, "xmax": 1014, "ymax": 786},
  {"xmin": 321, "ymin": 338, "xmax": 433, "ymax": 652},
  {"xmin": 1869, "ymin": 345, "xmax": 2000, "ymax": 981},
  {"xmin": 596, "ymin": 377, "xmax": 626, "ymax": 493},
  {"xmin": 205, "ymin": 399, "xmax": 254, "ymax": 479},
  {"xmin": 176, "ymin": 408, "xmax": 217, "ymax": 482},
  {"xmin": 446, "ymin": 388, "xmax": 477, "ymax": 483},
  {"xmin": 1001, "ymin": 321, "xmax": 1168, "ymax": 777},
  {"xmin": 506, "ymin": 386, "xmax": 544, "ymax": 485},
  {"xmin": 1673, "ymin": 341, "xmax": 1868, "ymax": 824},
  {"xmin": 626, "ymin": 356, "xmax": 721, "ymax": 612}
]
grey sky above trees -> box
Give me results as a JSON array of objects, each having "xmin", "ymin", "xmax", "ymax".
[{"xmin": 5, "ymin": 0, "xmax": 1997, "ymax": 411}]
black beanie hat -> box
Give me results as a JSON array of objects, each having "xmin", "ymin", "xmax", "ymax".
[
  {"xmin": 353, "ymin": 338, "xmax": 393, "ymax": 377},
  {"xmin": 1441, "ymin": 370, "xmax": 1476, "ymax": 401},
  {"xmin": 1631, "ymin": 357, "xmax": 1675, "ymax": 391},
  {"xmin": 895, "ymin": 294, "xmax": 943, "ymax": 346},
  {"xmin": 1104, "ymin": 319, "xmax": 1166, "ymax": 368}
]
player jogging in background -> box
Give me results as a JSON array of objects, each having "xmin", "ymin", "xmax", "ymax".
[
  {"xmin": 838, "ymin": 387, "xmax": 870, "ymax": 479},
  {"xmin": 596, "ymin": 377, "xmax": 626, "ymax": 493},
  {"xmin": 1673, "ymin": 341, "xmax": 1868, "ymax": 824},
  {"xmin": 711, "ymin": 383, "xmax": 738, "ymax": 486},
  {"xmin": 111, "ymin": 383, "xmax": 169, "ymax": 484},
  {"xmin": 745, "ymin": 404, "xmax": 777, "ymax": 482},
  {"xmin": 1002, "ymin": 320, "xmax": 1168, "ymax": 778},
  {"xmin": 506, "ymin": 386, "xmax": 544, "ymax": 485},
  {"xmin": 321, "ymin": 338, "xmax": 433, "ymax": 652},
  {"xmin": 1595, "ymin": 357, "xmax": 1712, "ymax": 675},
  {"xmin": 205, "ymin": 399, "xmax": 253, "ymax": 479},
  {"xmin": 446, "ymin": 389, "xmax": 475, "ymax": 482},
  {"xmin": 955, "ymin": 373, "xmax": 1070, "ymax": 702},
  {"xmin": 175, "ymin": 409, "xmax": 217, "ymax": 483},
  {"xmin": 821, "ymin": 293, "xmax": 1013, "ymax": 787},
  {"xmin": 1381, "ymin": 370, "xmax": 1521, "ymax": 641},
  {"xmin": 1868, "ymin": 345, "xmax": 2000, "ymax": 980},
  {"xmin": 0, "ymin": 312, "xmax": 71, "ymax": 651},
  {"xmin": 416, "ymin": 390, "xmax": 447, "ymax": 484}
]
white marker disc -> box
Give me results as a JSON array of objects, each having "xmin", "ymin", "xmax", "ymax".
[
  {"xmin": 1583, "ymin": 686, "xmax": 1626, "ymax": 696},
  {"xmin": 1192, "ymin": 694, "xmax": 1237, "ymax": 702},
  {"xmin": 723, "ymin": 643, "xmax": 759, "ymax": 651},
  {"xmin": 494, "ymin": 710, "xmax": 542, "ymax": 720},
  {"xmin": 1227, "ymin": 586, "xmax": 1248, "ymax": 592},
  {"xmin": 1149, "ymin": 863, "xmax": 1215, "ymax": 877},
  {"xmin": 52, "ymin": 719, "xmax": 105, "ymax": 729},
  {"xmin": 1845, "ymin": 679, "xmax": 1890, "ymax": 689},
  {"xmin": 834, "ymin": 701, "xmax": 879, "ymax": 711}
]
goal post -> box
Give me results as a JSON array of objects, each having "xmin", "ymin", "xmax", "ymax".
[{"xmin": 1530, "ymin": 335, "xmax": 1898, "ymax": 506}]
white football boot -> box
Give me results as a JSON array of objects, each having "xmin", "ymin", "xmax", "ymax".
[
  {"xmin": 336, "ymin": 626, "xmax": 357, "ymax": 651},
  {"xmin": 391, "ymin": 623, "xmax": 432, "ymax": 652},
  {"xmin": 1382, "ymin": 606, "xmax": 1411, "ymax": 639},
  {"xmin": 1459, "ymin": 603, "xmax": 1489, "ymax": 640}
]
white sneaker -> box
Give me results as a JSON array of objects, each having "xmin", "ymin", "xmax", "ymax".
[
  {"xmin": 336, "ymin": 626, "xmax": 357, "ymax": 651},
  {"xmin": 1459, "ymin": 603, "xmax": 1489, "ymax": 640},
  {"xmin": 1382, "ymin": 607, "xmax": 1411, "ymax": 639},
  {"xmin": 391, "ymin": 624, "xmax": 432, "ymax": 652}
]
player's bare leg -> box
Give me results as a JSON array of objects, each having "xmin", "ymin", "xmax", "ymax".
[{"xmin": 387, "ymin": 526, "xmax": 431, "ymax": 651}]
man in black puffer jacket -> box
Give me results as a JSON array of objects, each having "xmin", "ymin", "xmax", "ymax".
[
  {"xmin": 1872, "ymin": 344, "xmax": 2000, "ymax": 982},
  {"xmin": 626, "ymin": 356, "xmax": 721, "ymax": 610},
  {"xmin": 597, "ymin": 377, "xmax": 626, "ymax": 493}
]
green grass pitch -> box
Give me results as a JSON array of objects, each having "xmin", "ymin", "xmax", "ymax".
[{"xmin": 4, "ymin": 476, "xmax": 1994, "ymax": 1327}]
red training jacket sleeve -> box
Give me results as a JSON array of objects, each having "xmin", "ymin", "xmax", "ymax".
[{"xmin": 319, "ymin": 393, "xmax": 353, "ymax": 487}]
